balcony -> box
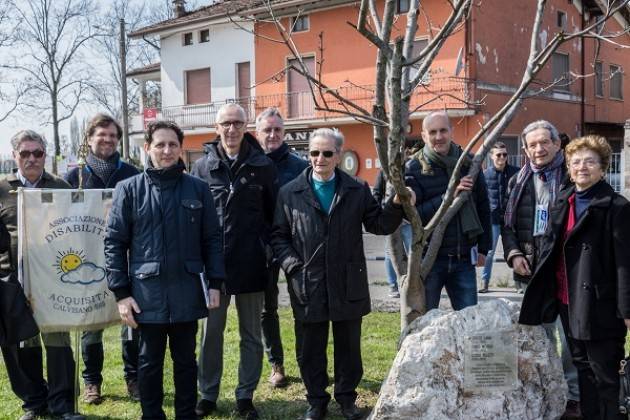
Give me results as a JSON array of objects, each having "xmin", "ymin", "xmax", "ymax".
[{"xmin": 146, "ymin": 77, "xmax": 474, "ymax": 130}]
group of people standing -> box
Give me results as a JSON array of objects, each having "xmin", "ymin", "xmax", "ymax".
[{"xmin": 1, "ymin": 105, "xmax": 628, "ymax": 420}]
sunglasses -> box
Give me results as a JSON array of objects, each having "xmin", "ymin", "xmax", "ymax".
[
  {"xmin": 309, "ymin": 150, "xmax": 335, "ymax": 158},
  {"xmin": 495, "ymin": 153, "xmax": 508, "ymax": 157},
  {"xmin": 19, "ymin": 150, "xmax": 45, "ymax": 158}
]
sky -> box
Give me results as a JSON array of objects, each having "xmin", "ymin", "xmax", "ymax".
[{"xmin": 0, "ymin": 0, "xmax": 213, "ymax": 157}]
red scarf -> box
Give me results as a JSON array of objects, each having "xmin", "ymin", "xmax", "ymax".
[{"xmin": 555, "ymin": 194, "xmax": 576, "ymax": 304}]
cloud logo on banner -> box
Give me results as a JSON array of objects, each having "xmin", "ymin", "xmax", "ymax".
[{"xmin": 60, "ymin": 262, "xmax": 106, "ymax": 285}]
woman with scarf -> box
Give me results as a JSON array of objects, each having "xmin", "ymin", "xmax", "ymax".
[{"xmin": 519, "ymin": 135, "xmax": 630, "ymax": 420}]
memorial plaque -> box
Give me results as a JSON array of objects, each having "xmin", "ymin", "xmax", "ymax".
[{"xmin": 463, "ymin": 329, "xmax": 518, "ymax": 392}]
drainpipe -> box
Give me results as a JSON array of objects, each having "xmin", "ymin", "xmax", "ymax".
[{"xmin": 580, "ymin": 5, "xmax": 586, "ymax": 135}]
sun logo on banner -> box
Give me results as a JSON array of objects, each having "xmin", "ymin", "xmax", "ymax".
[{"xmin": 53, "ymin": 248, "xmax": 106, "ymax": 285}]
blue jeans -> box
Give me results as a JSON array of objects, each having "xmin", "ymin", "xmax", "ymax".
[
  {"xmin": 481, "ymin": 223, "xmax": 501, "ymax": 288},
  {"xmin": 425, "ymin": 255, "xmax": 477, "ymax": 311},
  {"xmin": 384, "ymin": 223, "xmax": 413, "ymax": 290}
]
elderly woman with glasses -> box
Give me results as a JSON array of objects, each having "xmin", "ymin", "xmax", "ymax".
[{"xmin": 520, "ymin": 135, "xmax": 630, "ymax": 420}]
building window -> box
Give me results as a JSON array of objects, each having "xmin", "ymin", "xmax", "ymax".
[
  {"xmin": 199, "ymin": 29, "xmax": 210, "ymax": 43},
  {"xmin": 397, "ymin": 0, "xmax": 410, "ymax": 14},
  {"xmin": 291, "ymin": 15, "xmax": 309, "ymax": 32},
  {"xmin": 595, "ymin": 61, "xmax": 604, "ymax": 97},
  {"xmin": 551, "ymin": 52, "xmax": 570, "ymax": 91},
  {"xmin": 557, "ymin": 11, "xmax": 567, "ymax": 29},
  {"xmin": 185, "ymin": 68, "xmax": 211, "ymax": 105},
  {"xmin": 183, "ymin": 32, "xmax": 193, "ymax": 46},
  {"xmin": 610, "ymin": 65, "xmax": 623, "ymax": 99},
  {"xmin": 410, "ymin": 39, "xmax": 430, "ymax": 83}
]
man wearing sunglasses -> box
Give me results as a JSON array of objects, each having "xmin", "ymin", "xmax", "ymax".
[
  {"xmin": 479, "ymin": 142, "xmax": 518, "ymax": 293},
  {"xmin": 192, "ymin": 103, "xmax": 278, "ymax": 420},
  {"xmin": 272, "ymin": 128, "xmax": 412, "ymax": 420},
  {"xmin": 0, "ymin": 131, "xmax": 85, "ymax": 420}
]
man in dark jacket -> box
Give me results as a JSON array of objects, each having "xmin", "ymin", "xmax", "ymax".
[
  {"xmin": 64, "ymin": 113, "xmax": 140, "ymax": 404},
  {"xmin": 0, "ymin": 130, "xmax": 85, "ymax": 420},
  {"xmin": 479, "ymin": 141, "xmax": 518, "ymax": 293},
  {"xmin": 501, "ymin": 119, "xmax": 579, "ymax": 417},
  {"xmin": 272, "ymin": 128, "xmax": 410, "ymax": 420},
  {"xmin": 255, "ymin": 107, "xmax": 308, "ymax": 388},
  {"xmin": 192, "ymin": 103, "xmax": 278, "ymax": 419},
  {"xmin": 404, "ymin": 111, "xmax": 492, "ymax": 311},
  {"xmin": 105, "ymin": 121, "xmax": 224, "ymax": 420}
]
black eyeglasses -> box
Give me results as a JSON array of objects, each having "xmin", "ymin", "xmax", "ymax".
[
  {"xmin": 19, "ymin": 150, "xmax": 45, "ymax": 158},
  {"xmin": 218, "ymin": 121, "xmax": 245, "ymax": 129},
  {"xmin": 495, "ymin": 153, "xmax": 508, "ymax": 157},
  {"xmin": 309, "ymin": 150, "xmax": 335, "ymax": 158}
]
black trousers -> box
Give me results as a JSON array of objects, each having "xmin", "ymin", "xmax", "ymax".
[
  {"xmin": 559, "ymin": 304, "xmax": 626, "ymax": 420},
  {"xmin": 1, "ymin": 343, "xmax": 75, "ymax": 415},
  {"xmin": 138, "ymin": 322, "xmax": 198, "ymax": 420},
  {"xmin": 81, "ymin": 326, "xmax": 139, "ymax": 385},
  {"xmin": 299, "ymin": 318, "xmax": 363, "ymax": 408},
  {"xmin": 261, "ymin": 264, "xmax": 284, "ymax": 366}
]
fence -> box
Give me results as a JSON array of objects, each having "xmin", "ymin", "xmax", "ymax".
[{"xmin": 502, "ymin": 152, "xmax": 622, "ymax": 192}]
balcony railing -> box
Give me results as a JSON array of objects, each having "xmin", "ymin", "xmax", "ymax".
[{"xmin": 156, "ymin": 77, "xmax": 474, "ymax": 129}]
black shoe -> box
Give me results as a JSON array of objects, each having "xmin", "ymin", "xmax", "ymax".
[
  {"xmin": 304, "ymin": 404, "xmax": 327, "ymax": 420},
  {"xmin": 340, "ymin": 403, "xmax": 363, "ymax": 420},
  {"xmin": 59, "ymin": 413, "xmax": 86, "ymax": 420},
  {"xmin": 236, "ymin": 398, "xmax": 259, "ymax": 419},
  {"xmin": 478, "ymin": 287, "xmax": 489, "ymax": 293},
  {"xmin": 19, "ymin": 410, "xmax": 46, "ymax": 420},
  {"xmin": 195, "ymin": 399, "xmax": 217, "ymax": 417}
]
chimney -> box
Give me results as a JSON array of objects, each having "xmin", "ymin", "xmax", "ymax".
[{"xmin": 173, "ymin": 0, "xmax": 187, "ymax": 18}]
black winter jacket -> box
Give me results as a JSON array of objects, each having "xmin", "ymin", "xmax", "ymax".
[
  {"xmin": 191, "ymin": 133, "xmax": 278, "ymax": 294},
  {"xmin": 65, "ymin": 159, "xmax": 139, "ymax": 189},
  {"xmin": 267, "ymin": 142, "xmax": 309, "ymax": 187},
  {"xmin": 501, "ymin": 166, "xmax": 568, "ymax": 284},
  {"xmin": 272, "ymin": 168, "xmax": 404, "ymax": 323},
  {"xmin": 483, "ymin": 164, "xmax": 519, "ymax": 224},
  {"xmin": 104, "ymin": 162, "xmax": 225, "ymax": 324},
  {"xmin": 404, "ymin": 154, "xmax": 492, "ymax": 257},
  {"xmin": 519, "ymin": 181, "xmax": 630, "ymax": 340}
]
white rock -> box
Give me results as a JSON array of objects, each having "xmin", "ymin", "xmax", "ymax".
[{"xmin": 370, "ymin": 299, "xmax": 567, "ymax": 420}]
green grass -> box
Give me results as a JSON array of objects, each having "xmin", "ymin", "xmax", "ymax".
[{"xmin": 0, "ymin": 308, "xmax": 400, "ymax": 419}]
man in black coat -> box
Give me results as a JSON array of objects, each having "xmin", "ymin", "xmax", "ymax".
[
  {"xmin": 254, "ymin": 107, "xmax": 308, "ymax": 388},
  {"xmin": 479, "ymin": 141, "xmax": 518, "ymax": 293},
  {"xmin": 0, "ymin": 130, "xmax": 85, "ymax": 420},
  {"xmin": 501, "ymin": 120, "xmax": 579, "ymax": 416},
  {"xmin": 192, "ymin": 103, "xmax": 278, "ymax": 419},
  {"xmin": 272, "ymin": 128, "xmax": 411, "ymax": 420},
  {"xmin": 404, "ymin": 111, "xmax": 492, "ymax": 311},
  {"xmin": 105, "ymin": 121, "xmax": 224, "ymax": 419},
  {"xmin": 64, "ymin": 113, "xmax": 140, "ymax": 404}
]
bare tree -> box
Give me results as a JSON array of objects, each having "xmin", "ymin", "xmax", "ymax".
[
  {"xmin": 245, "ymin": 0, "xmax": 630, "ymax": 330},
  {"xmin": 7, "ymin": 0, "xmax": 98, "ymax": 174},
  {"xmin": 0, "ymin": 2, "xmax": 24, "ymax": 123}
]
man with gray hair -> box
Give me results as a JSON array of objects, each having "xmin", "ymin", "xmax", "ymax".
[
  {"xmin": 0, "ymin": 131, "xmax": 85, "ymax": 420},
  {"xmin": 502, "ymin": 120, "xmax": 580, "ymax": 418},
  {"xmin": 255, "ymin": 107, "xmax": 308, "ymax": 388},
  {"xmin": 272, "ymin": 128, "xmax": 411, "ymax": 420},
  {"xmin": 192, "ymin": 103, "xmax": 278, "ymax": 419}
]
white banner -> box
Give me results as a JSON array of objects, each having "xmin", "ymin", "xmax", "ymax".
[{"xmin": 18, "ymin": 188, "xmax": 119, "ymax": 333}]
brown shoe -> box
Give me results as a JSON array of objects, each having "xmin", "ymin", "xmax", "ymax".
[
  {"xmin": 269, "ymin": 364, "xmax": 288, "ymax": 388},
  {"xmin": 561, "ymin": 400, "xmax": 582, "ymax": 419},
  {"xmin": 126, "ymin": 379, "xmax": 140, "ymax": 401},
  {"xmin": 83, "ymin": 383, "xmax": 103, "ymax": 405}
]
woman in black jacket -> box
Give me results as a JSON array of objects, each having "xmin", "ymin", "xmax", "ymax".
[{"xmin": 519, "ymin": 135, "xmax": 630, "ymax": 420}]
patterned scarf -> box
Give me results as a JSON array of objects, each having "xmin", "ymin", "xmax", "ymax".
[
  {"xmin": 504, "ymin": 151, "xmax": 565, "ymax": 228},
  {"xmin": 87, "ymin": 151, "xmax": 119, "ymax": 186}
]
